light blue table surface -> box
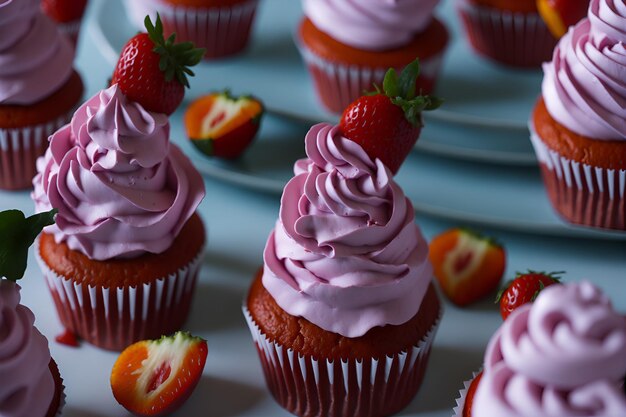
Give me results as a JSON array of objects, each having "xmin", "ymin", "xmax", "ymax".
[{"xmin": 1, "ymin": 1, "xmax": 625, "ymax": 417}]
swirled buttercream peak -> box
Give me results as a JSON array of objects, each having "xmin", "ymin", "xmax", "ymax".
[
  {"xmin": 32, "ymin": 85, "xmax": 205, "ymax": 260},
  {"xmin": 262, "ymin": 123, "xmax": 432, "ymax": 338}
]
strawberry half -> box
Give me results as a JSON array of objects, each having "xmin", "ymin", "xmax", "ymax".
[
  {"xmin": 185, "ymin": 91, "xmax": 264, "ymax": 159},
  {"xmin": 463, "ymin": 371, "xmax": 483, "ymax": 417},
  {"xmin": 111, "ymin": 15, "xmax": 204, "ymax": 115},
  {"xmin": 496, "ymin": 271, "xmax": 562, "ymax": 320},
  {"xmin": 41, "ymin": 0, "xmax": 88, "ymax": 23},
  {"xmin": 537, "ymin": 0, "xmax": 589, "ymax": 38},
  {"xmin": 110, "ymin": 331, "xmax": 208, "ymax": 417},
  {"xmin": 339, "ymin": 59, "xmax": 441, "ymax": 174},
  {"xmin": 429, "ymin": 228, "xmax": 506, "ymax": 307}
]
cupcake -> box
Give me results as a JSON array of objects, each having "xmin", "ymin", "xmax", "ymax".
[
  {"xmin": 244, "ymin": 121, "xmax": 441, "ymax": 417},
  {"xmin": 457, "ymin": 0, "xmax": 558, "ymax": 67},
  {"xmin": 453, "ymin": 281, "xmax": 626, "ymax": 417},
  {"xmin": 530, "ymin": 0, "xmax": 626, "ymax": 231},
  {"xmin": 41, "ymin": 0, "xmax": 88, "ymax": 50},
  {"xmin": 123, "ymin": 0, "xmax": 259, "ymax": 59},
  {"xmin": 297, "ymin": 0, "xmax": 449, "ymax": 114},
  {"xmin": 0, "ymin": 208, "xmax": 65, "ymax": 417},
  {"xmin": 32, "ymin": 85, "xmax": 206, "ymax": 351},
  {"xmin": 0, "ymin": 0, "xmax": 83, "ymax": 190}
]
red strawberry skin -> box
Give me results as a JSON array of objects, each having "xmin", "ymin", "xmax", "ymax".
[
  {"xmin": 463, "ymin": 372, "xmax": 483, "ymax": 417},
  {"xmin": 340, "ymin": 94, "xmax": 421, "ymax": 174},
  {"xmin": 111, "ymin": 33, "xmax": 184, "ymax": 116},
  {"xmin": 498, "ymin": 272, "xmax": 560, "ymax": 320},
  {"xmin": 41, "ymin": 0, "xmax": 88, "ymax": 23}
]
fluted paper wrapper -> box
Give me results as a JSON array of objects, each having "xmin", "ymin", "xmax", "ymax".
[
  {"xmin": 297, "ymin": 40, "xmax": 444, "ymax": 114},
  {"xmin": 244, "ymin": 306, "xmax": 442, "ymax": 417},
  {"xmin": 125, "ymin": 0, "xmax": 258, "ymax": 59},
  {"xmin": 530, "ymin": 128, "xmax": 626, "ymax": 231},
  {"xmin": 36, "ymin": 244, "xmax": 203, "ymax": 351},
  {"xmin": 457, "ymin": 0, "xmax": 556, "ymax": 67},
  {"xmin": 48, "ymin": 359, "xmax": 66, "ymax": 417},
  {"xmin": 452, "ymin": 371, "xmax": 481, "ymax": 417},
  {"xmin": 0, "ymin": 113, "xmax": 71, "ymax": 190}
]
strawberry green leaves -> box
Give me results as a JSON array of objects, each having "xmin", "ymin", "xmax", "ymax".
[
  {"xmin": 379, "ymin": 58, "xmax": 443, "ymax": 126},
  {"xmin": 0, "ymin": 209, "xmax": 56, "ymax": 281}
]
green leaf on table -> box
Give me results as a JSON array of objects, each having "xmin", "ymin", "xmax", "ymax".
[{"xmin": 0, "ymin": 209, "xmax": 57, "ymax": 282}]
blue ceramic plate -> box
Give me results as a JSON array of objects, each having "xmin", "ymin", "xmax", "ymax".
[
  {"xmin": 90, "ymin": 0, "xmax": 541, "ymax": 165},
  {"xmin": 171, "ymin": 114, "xmax": 626, "ymax": 241}
]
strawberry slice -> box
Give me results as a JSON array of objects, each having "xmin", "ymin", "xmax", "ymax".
[
  {"xmin": 496, "ymin": 271, "xmax": 562, "ymax": 320},
  {"xmin": 463, "ymin": 371, "xmax": 483, "ymax": 417},
  {"xmin": 339, "ymin": 59, "xmax": 441, "ymax": 174},
  {"xmin": 185, "ymin": 91, "xmax": 264, "ymax": 159},
  {"xmin": 111, "ymin": 15, "xmax": 204, "ymax": 115},
  {"xmin": 110, "ymin": 331, "xmax": 208, "ymax": 417},
  {"xmin": 429, "ymin": 228, "xmax": 506, "ymax": 307},
  {"xmin": 537, "ymin": 0, "xmax": 589, "ymax": 38}
]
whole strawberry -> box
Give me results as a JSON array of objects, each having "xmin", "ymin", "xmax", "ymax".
[
  {"xmin": 111, "ymin": 15, "xmax": 204, "ymax": 115},
  {"xmin": 339, "ymin": 59, "xmax": 442, "ymax": 174},
  {"xmin": 497, "ymin": 271, "xmax": 562, "ymax": 320}
]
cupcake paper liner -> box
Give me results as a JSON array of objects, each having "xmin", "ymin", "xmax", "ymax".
[
  {"xmin": 243, "ymin": 306, "xmax": 442, "ymax": 417},
  {"xmin": 451, "ymin": 371, "xmax": 480, "ymax": 417},
  {"xmin": 457, "ymin": 0, "xmax": 556, "ymax": 67},
  {"xmin": 530, "ymin": 129, "xmax": 626, "ymax": 230},
  {"xmin": 0, "ymin": 112, "xmax": 71, "ymax": 190},
  {"xmin": 297, "ymin": 41, "xmax": 445, "ymax": 114},
  {"xmin": 36, "ymin": 243, "xmax": 204, "ymax": 351},
  {"xmin": 138, "ymin": 0, "xmax": 259, "ymax": 59},
  {"xmin": 48, "ymin": 359, "xmax": 66, "ymax": 417}
]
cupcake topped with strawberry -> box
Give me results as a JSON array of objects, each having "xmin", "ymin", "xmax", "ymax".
[
  {"xmin": 0, "ymin": 209, "xmax": 65, "ymax": 417},
  {"xmin": 33, "ymin": 15, "xmax": 204, "ymax": 260},
  {"xmin": 265, "ymin": 60, "xmax": 440, "ymax": 336},
  {"xmin": 246, "ymin": 61, "xmax": 441, "ymax": 417},
  {"xmin": 457, "ymin": 281, "xmax": 626, "ymax": 417},
  {"xmin": 32, "ymin": 16, "xmax": 207, "ymax": 351}
]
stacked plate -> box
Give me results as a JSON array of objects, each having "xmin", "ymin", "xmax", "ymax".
[{"xmin": 91, "ymin": 0, "xmax": 626, "ymax": 241}]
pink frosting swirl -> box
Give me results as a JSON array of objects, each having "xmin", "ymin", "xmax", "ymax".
[
  {"xmin": 32, "ymin": 85, "xmax": 205, "ymax": 261},
  {"xmin": 541, "ymin": 0, "xmax": 626, "ymax": 140},
  {"xmin": 262, "ymin": 123, "xmax": 432, "ymax": 338},
  {"xmin": 0, "ymin": 281, "xmax": 55, "ymax": 417},
  {"xmin": 303, "ymin": 0, "xmax": 440, "ymax": 51},
  {"xmin": 473, "ymin": 282, "xmax": 626, "ymax": 417},
  {"xmin": 0, "ymin": 0, "xmax": 73, "ymax": 105}
]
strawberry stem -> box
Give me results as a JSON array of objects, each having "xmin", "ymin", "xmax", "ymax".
[
  {"xmin": 372, "ymin": 58, "xmax": 443, "ymax": 126},
  {"xmin": 144, "ymin": 14, "xmax": 205, "ymax": 88}
]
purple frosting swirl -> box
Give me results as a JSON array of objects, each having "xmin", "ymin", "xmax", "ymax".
[
  {"xmin": 32, "ymin": 85, "xmax": 205, "ymax": 261},
  {"xmin": 0, "ymin": 0, "xmax": 73, "ymax": 105},
  {"xmin": 262, "ymin": 123, "xmax": 432, "ymax": 338},
  {"xmin": 303, "ymin": 0, "xmax": 441, "ymax": 51},
  {"xmin": 542, "ymin": 0, "xmax": 626, "ymax": 140},
  {"xmin": 0, "ymin": 281, "xmax": 55, "ymax": 417},
  {"xmin": 473, "ymin": 282, "xmax": 626, "ymax": 417}
]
